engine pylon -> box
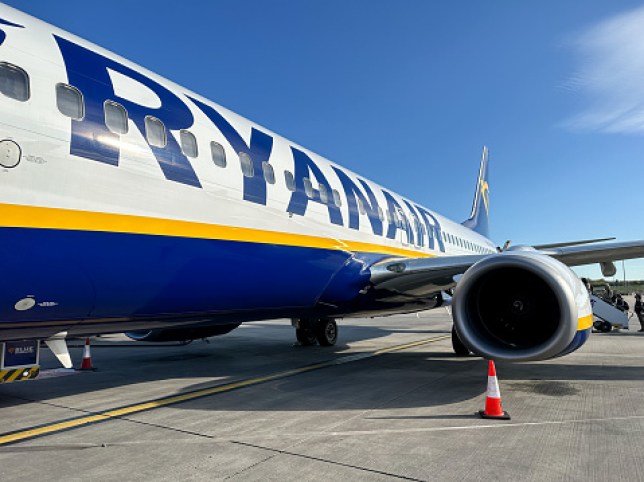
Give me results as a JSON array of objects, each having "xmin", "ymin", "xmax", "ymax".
[{"xmin": 478, "ymin": 360, "xmax": 510, "ymax": 420}]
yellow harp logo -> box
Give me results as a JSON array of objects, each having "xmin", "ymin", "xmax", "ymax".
[{"xmin": 479, "ymin": 178, "xmax": 490, "ymax": 215}]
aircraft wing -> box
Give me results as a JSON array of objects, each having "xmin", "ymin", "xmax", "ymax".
[
  {"xmin": 538, "ymin": 239, "xmax": 644, "ymax": 266},
  {"xmin": 369, "ymin": 239, "xmax": 644, "ymax": 295},
  {"xmin": 369, "ymin": 254, "xmax": 484, "ymax": 295}
]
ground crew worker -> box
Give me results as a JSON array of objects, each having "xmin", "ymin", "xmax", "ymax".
[
  {"xmin": 635, "ymin": 294, "xmax": 644, "ymax": 332},
  {"xmin": 615, "ymin": 294, "xmax": 628, "ymax": 312}
]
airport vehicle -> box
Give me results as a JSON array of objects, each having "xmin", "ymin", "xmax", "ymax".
[{"xmin": 0, "ymin": 5, "xmax": 643, "ymax": 380}]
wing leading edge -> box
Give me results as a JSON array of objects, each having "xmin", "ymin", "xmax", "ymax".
[
  {"xmin": 538, "ymin": 239, "xmax": 644, "ymax": 266},
  {"xmin": 369, "ymin": 239, "xmax": 644, "ymax": 295}
]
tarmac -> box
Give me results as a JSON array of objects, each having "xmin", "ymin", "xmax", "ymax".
[{"xmin": 1, "ymin": 304, "xmax": 644, "ymax": 481}]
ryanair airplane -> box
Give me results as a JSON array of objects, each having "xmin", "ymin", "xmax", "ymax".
[{"xmin": 0, "ymin": 5, "xmax": 643, "ymax": 376}]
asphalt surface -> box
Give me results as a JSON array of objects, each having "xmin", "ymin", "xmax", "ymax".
[{"xmin": 1, "ymin": 305, "xmax": 644, "ymax": 481}]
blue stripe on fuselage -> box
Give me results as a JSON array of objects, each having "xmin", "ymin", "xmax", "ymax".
[{"xmin": 0, "ymin": 227, "xmax": 367, "ymax": 327}]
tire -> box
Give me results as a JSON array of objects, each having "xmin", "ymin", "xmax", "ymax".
[
  {"xmin": 296, "ymin": 328, "xmax": 317, "ymax": 346},
  {"xmin": 451, "ymin": 326, "xmax": 470, "ymax": 355},
  {"xmin": 315, "ymin": 319, "xmax": 338, "ymax": 346},
  {"xmin": 600, "ymin": 321, "xmax": 612, "ymax": 333}
]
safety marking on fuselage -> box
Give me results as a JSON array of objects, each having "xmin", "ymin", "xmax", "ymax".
[
  {"xmin": 0, "ymin": 334, "xmax": 449, "ymax": 446},
  {"xmin": 0, "ymin": 202, "xmax": 437, "ymax": 259}
]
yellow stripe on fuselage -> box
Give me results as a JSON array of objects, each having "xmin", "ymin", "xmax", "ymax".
[
  {"xmin": 0, "ymin": 203, "xmax": 434, "ymax": 259},
  {"xmin": 577, "ymin": 314, "xmax": 593, "ymax": 331}
]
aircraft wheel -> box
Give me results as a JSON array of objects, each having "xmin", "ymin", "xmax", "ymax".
[
  {"xmin": 451, "ymin": 326, "xmax": 470, "ymax": 355},
  {"xmin": 296, "ymin": 328, "xmax": 317, "ymax": 346},
  {"xmin": 315, "ymin": 318, "xmax": 338, "ymax": 346}
]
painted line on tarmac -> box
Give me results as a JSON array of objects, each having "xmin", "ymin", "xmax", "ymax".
[
  {"xmin": 270, "ymin": 414, "xmax": 644, "ymax": 438},
  {"xmin": 0, "ymin": 334, "xmax": 449, "ymax": 447}
]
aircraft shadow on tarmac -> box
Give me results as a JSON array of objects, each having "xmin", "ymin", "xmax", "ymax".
[
  {"xmin": 1, "ymin": 324, "xmax": 643, "ymax": 414},
  {"xmin": 174, "ymin": 356, "xmax": 644, "ymax": 413}
]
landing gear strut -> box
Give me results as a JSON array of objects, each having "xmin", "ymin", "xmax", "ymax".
[{"xmin": 292, "ymin": 318, "xmax": 338, "ymax": 346}]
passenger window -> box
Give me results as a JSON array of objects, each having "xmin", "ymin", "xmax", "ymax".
[
  {"xmin": 239, "ymin": 152, "xmax": 254, "ymax": 177},
  {"xmin": 145, "ymin": 116, "xmax": 166, "ymax": 147},
  {"xmin": 396, "ymin": 208, "xmax": 405, "ymax": 226},
  {"xmin": 104, "ymin": 100, "xmax": 128, "ymax": 134},
  {"xmin": 210, "ymin": 142, "xmax": 226, "ymax": 167},
  {"xmin": 0, "ymin": 63, "xmax": 29, "ymax": 102},
  {"xmin": 332, "ymin": 189, "xmax": 342, "ymax": 207},
  {"xmin": 56, "ymin": 84, "xmax": 84, "ymax": 119},
  {"xmin": 319, "ymin": 184, "xmax": 328, "ymax": 203},
  {"xmin": 284, "ymin": 170, "xmax": 295, "ymax": 192},
  {"xmin": 262, "ymin": 161, "xmax": 275, "ymax": 184},
  {"xmin": 303, "ymin": 178, "xmax": 313, "ymax": 198},
  {"xmin": 357, "ymin": 198, "xmax": 366, "ymax": 215},
  {"xmin": 180, "ymin": 130, "xmax": 198, "ymax": 158}
]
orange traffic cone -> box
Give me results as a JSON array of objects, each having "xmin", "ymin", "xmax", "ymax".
[
  {"xmin": 78, "ymin": 337, "xmax": 94, "ymax": 371},
  {"xmin": 478, "ymin": 360, "xmax": 510, "ymax": 420}
]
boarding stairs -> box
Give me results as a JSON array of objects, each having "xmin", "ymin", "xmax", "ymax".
[{"xmin": 590, "ymin": 294, "xmax": 630, "ymax": 332}]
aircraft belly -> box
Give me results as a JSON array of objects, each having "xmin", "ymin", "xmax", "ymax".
[{"xmin": 0, "ymin": 227, "xmax": 352, "ymax": 329}]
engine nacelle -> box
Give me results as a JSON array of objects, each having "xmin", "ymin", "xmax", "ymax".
[
  {"xmin": 125, "ymin": 323, "xmax": 241, "ymax": 342},
  {"xmin": 452, "ymin": 250, "xmax": 592, "ymax": 362}
]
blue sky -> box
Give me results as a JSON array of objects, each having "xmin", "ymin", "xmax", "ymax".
[{"xmin": 6, "ymin": 1, "xmax": 644, "ymax": 280}]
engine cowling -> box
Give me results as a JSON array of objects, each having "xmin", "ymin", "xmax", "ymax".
[
  {"xmin": 125, "ymin": 323, "xmax": 241, "ymax": 342},
  {"xmin": 452, "ymin": 250, "xmax": 592, "ymax": 362}
]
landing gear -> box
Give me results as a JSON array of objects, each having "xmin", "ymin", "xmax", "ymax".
[
  {"xmin": 295, "ymin": 328, "xmax": 317, "ymax": 346},
  {"xmin": 451, "ymin": 326, "xmax": 470, "ymax": 356},
  {"xmin": 315, "ymin": 318, "xmax": 338, "ymax": 346},
  {"xmin": 292, "ymin": 318, "xmax": 338, "ymax": 346}
]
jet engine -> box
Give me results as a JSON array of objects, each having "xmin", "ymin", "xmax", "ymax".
[
  {"xmin": 452, "ymin": 249, "xmax": 592, "ymax": 362},
  {"xmin": 125, "ymin": 323, "xmax": 241, "ymax": 342}
]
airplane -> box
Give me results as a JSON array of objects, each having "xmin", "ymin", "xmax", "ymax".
[{"xmin": 0, "ymin": 4, "xmax": 643, "ymax": 380}]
